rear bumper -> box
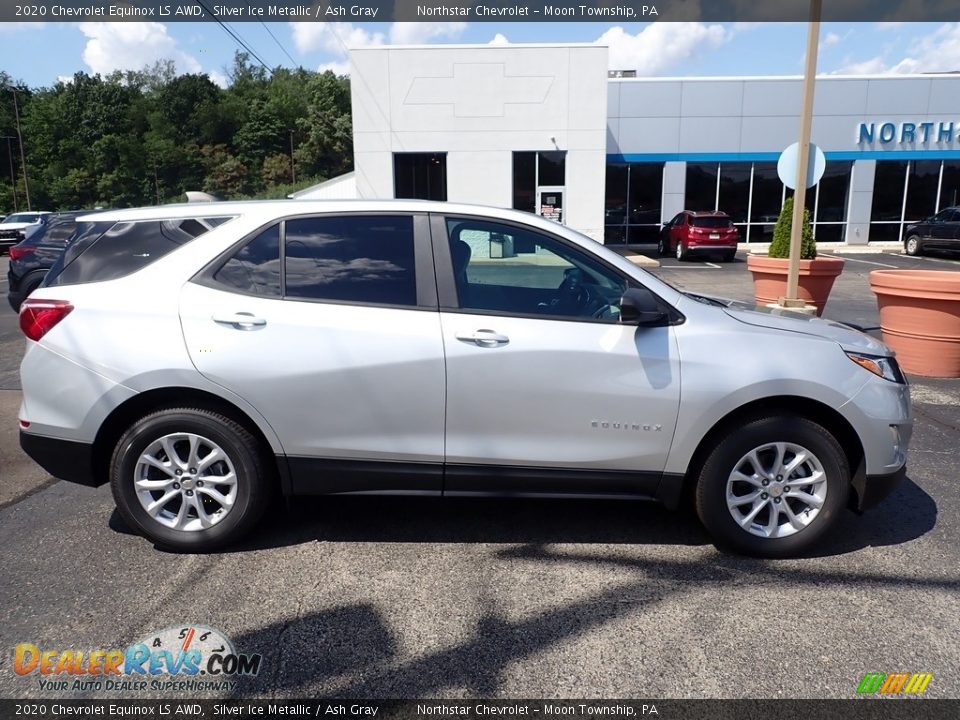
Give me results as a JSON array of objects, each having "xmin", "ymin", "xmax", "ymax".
[
  {"xmin": 19, "ymin": 431, "xmax": 101, "ymax": 487},
  {"xmin": 852, "ymin": 465, "xmax": 908, "ymax": 512},
  {"xmin": 686, "ymin": 243, "xmax": 738, "ymax": 252}
]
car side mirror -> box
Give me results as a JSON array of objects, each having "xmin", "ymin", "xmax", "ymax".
[{"xmin": 619, "ymin": 287, "xmax": 667, "ymax": 326}]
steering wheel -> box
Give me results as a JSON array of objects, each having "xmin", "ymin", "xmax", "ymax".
[{"xmin": 553, "ymin": 268, "xmax": 592, "ymax": 314}]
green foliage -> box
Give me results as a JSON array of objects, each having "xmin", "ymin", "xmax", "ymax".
[
  {"xmin": 0, "ymin": 53, "xmax": 354, "ymax": 212},
  {"xmin": 768, "ymin": 196, "xmax": 817, "ymax": 259}
]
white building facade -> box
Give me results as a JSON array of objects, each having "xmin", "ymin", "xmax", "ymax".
[{"xmin": 348, "ymin": 43, "xmax": 960, "ymax": 246}]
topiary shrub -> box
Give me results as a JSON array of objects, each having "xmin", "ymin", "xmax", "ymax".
[{"xmin": 768, "ymin": 196, "xmax": 816, "ymax": 259}]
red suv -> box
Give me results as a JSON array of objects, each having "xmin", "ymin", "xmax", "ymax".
[{"xmin": 659, "ymin": 211, "xmax": 740, "ymax": 262}]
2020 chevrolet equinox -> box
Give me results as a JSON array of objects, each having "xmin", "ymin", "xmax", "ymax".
[{"xmin": 17, "ymin": 201, "xmax": 911, "ymax": 556}]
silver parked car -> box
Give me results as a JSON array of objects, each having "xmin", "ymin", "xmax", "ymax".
[{"xmin": 17, "ymin": 201, "xmax": 911, "ymax": 556}]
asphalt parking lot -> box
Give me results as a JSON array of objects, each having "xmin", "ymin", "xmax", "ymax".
[{"xmin": 0, "ymin": 250, "xmax": 959, "ymax": 700}]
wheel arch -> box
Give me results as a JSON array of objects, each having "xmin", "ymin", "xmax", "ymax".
[
  {"xmin": 664, "ymin": 395, "xmax": 866, "ymax": 511},
  {"xmin": 92, "ymin": 387, "xmax": 289, "ymax": 493}
]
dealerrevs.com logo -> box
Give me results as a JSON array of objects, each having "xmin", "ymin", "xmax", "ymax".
[
  {"xmin": 856, "ymin": 672, "xmax": 934, "ymax": 696},
  {"xmin": 12, "ymin": 625, "xmax": 262, "ymax": 693}
]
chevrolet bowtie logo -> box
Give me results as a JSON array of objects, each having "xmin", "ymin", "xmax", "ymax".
[{"xmin": 404, "ymin": 63, "xmax": 554, "ymax": 117}]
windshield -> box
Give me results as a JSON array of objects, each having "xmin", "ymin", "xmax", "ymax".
[{"xmin": 3, "ymin": 213, "xmax": 40, "ymax": 224}]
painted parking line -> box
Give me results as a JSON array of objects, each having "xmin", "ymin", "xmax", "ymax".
[
  {"xmin": 915, "ymin": 255, "xmax": 960, "ymax": 266},
  {"xmin": 660, "ymin": 262, "xmax": 723, "ymax": 269},
  {"xmin": 834, "ymin": 256, "xmax": 900, "ymax": 268}
]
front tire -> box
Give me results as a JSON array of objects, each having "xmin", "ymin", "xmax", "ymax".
[
  {"xmin": 695, "ymin": 415, "xmax": 849, "ymax": 557},
  {"xmin": 658, "ymin": 237, "xmax": 668, "ymax": 257},
  {"xmin": 904, "ymin": 234, "xmax": 923, "ymax": 256},
  {"xmin": 110, "ymin": 408, "xmax": 271, "ymax": 551}
]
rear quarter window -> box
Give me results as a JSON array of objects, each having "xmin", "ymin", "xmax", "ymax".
[{"xmin": 45, "ymin": 216, "xmax": 233, "ymax": 287}]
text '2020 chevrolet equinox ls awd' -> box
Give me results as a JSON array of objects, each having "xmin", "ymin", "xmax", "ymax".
[{"xmin": 17, "ymin": 200, "xmax": 911, "ymax": 556}]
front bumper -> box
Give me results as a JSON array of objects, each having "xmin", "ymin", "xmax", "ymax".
[
  {"xmin": 19, "ymin": 431, "xmax": 101, "ymax": 487},
  {"xmin": 852, "ymin": 465, "xmax": 908, "ymax": 512}
]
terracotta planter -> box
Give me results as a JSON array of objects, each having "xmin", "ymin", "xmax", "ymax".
[
  {"xmin": 746, "ymin": 255, "xmax": 845, "ymax": 317},
  {"xmin": 869, "ymin": 269, "xmax": 960, "ymax": 378}
]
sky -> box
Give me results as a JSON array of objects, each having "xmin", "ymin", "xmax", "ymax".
[{"xmin": 1, "ymin": 21, "xmax": 959, "ymax": 88}]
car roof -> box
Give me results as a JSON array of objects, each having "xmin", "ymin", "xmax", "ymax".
[
  {"xmin": 685, "ymin": 210, "xmax": 730, "ymax": 217},
  {"xmin": 78, "ymin": 199, "xmax": 559, "ymax": 225}
]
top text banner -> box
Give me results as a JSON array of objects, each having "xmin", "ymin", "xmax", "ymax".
[{"xmin": 4, "ymin": 1, "xmax": 959, "ymax": 23}]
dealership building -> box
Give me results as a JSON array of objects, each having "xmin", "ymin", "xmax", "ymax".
[{"xmin": 300, "ymin": 43, "xmax": 960, "ymax": 246}]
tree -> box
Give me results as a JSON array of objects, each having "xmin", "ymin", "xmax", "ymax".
[{"xmin": 769, "ymin": 196, "xmax": 816, "ymax": 259}]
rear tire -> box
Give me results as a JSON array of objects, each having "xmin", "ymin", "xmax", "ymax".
[
  {"xmin": 904, "ymin": 234, "xmax": 923, "ymax": 256},
  {"xmin": 676, "ymin": 241, "xmax": 687, "ymax": 261},
  {"xmin": 110, "ymin": 408, "xmax": 271, "ymax": 551},
  {"xmin": 721, "ymin": 250, "xmax": 737, "ymax": 263},
  {"xmin": 11, "ymin": 272, "xmax": 46, "ymax": 313},
  {"xmin": 695, "ymin": 415, "xmax": 849, "ymax": 558}
]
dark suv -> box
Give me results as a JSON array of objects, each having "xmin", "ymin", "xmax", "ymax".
[
  {"xmin": 7, "ymin": 211, "xmax": 101, "ymax": 311},
  {"xmin": 903, "ymin": 207, "xmax": 960, "ymax": 256}
]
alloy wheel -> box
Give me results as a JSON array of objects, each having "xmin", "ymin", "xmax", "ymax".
[
  {"xmin": 134, "ymin": 432, "xmax": 238, "ymax": 531},
  {"xmin": 725, "ymin": 441, "xmax": 827, "ymax": 539}
]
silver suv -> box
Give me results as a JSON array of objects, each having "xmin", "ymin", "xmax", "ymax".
[{"xmin": 17, "ymin": 201, "xmax": 911, "ymax": 556}]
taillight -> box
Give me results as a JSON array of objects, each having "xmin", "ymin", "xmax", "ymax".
[
  {"xmin": 19, "ymin": 299, "xmax": 73, "ymax": 341},
  {"xmin": 8, "ymin": 245, "xmax": 35, "ymax": 261}
]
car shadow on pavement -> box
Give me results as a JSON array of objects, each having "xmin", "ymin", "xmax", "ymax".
[
  {"xmin": 224, "ymin": 502, "xmax": 948, "ymax": 699},
  {"xmin": 108, "ymin": 472, "xmax": 937, "ymax": 557}
]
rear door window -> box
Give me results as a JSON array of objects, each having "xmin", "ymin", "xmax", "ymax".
[{"xmin": 284, "ymin": 215, "xmax": 417, "ymax": 307}]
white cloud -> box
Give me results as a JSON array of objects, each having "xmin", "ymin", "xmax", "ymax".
[
  {"xmin": 292, "ymin": 21, "xmax": 466, "ymax": 76},
  {"xmin": 317, "ymin": 60, "xmax": 352, "ymax": 76},
  {"xmin": 876, "ymin": 22, "xmax": 904, "ymax": 31},
  {"xmin": 57, "ymin": 75, "xmax": 74, "ymax": 85},
  {"xmin": 207, "ymin": 70, "xmax": 228, "ymax": 88},
  {"xmin": 78, "ymin": 22, "xmax": 202, "ymax": 76},
  {"xmin": 388, "ymin": 22, "xmax": 466, "ymax": 45},
  {"xmin": 290, "ymin": 22, "xmax": 386, "ymax": 55},
  {"xmin": 833, "ymin": 22, "xmax": 960, "ymax": 74},
  {"xmin": 834, "ymin": 56, "xmax": 889, "ymax": 74},
  {"xmin": 822, "ymin": 32, "xmax": 842, "ymax": 48},
  {"xmin": 489, "ymin": 33, "xmax": 509, "ymax": 46},
  {"xmin": 597, "ymin": 23, "xmax": 732, "ymax": 75}
]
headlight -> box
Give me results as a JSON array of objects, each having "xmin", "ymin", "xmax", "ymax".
[{"xmin": 846, "ymin": 352, "xmax": 906, "ymax": 384}]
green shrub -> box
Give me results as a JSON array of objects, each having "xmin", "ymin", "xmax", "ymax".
[{"xmin": 768, "ymin": 196, "xmax": 816, "ymax": 259}]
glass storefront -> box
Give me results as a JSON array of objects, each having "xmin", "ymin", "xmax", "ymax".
[
  {"xmin": 870, "ymin": 160, "xmax": 960, "ymax": 242},
  {"xmin": 683, "ymin": 160, "xmax": 852, "ymax": 243},
  {"xmin": 601, "ymin": 157, "xmax": 955, "ymax": 246},
  {"xmin": 604, "ymin": 162, "xmax": 664, "ymax": 244}
]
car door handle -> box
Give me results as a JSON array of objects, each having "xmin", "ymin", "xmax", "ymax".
[
  {"xmin": 455, "ymin": 329, "xmax": 510, "ymax": 347},
  {"xmin": 212, "ymin": 312, "xmax": 267, "ymax": 330}
]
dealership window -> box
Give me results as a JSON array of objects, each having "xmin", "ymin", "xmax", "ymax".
[
  {"xmin": 870, "ymin": 160, "xmax": 908, "ymax": 242},
  {"xmin": 904, "ymin": 161, "xmax": 941, "ymax": 222},
  {"xmin": 869, "ymin": 159, "xmax": 960, "ymax": 243},
  {"xmin": 603, "ymin": 162, "xmax": 664, "ymax": 244},
  {"xmin": 513, "ymin": 152, "xmax": 537, "ymax": 213},
  {"xmin": 941, "ymin": 161, "xmax": 960, "ymax": 210},
  {"xmin": 685, "ymin": 163, "xmax": 720, "ymax": 214},
  {"xmin": 686, "ymin": 160, "xmax": 850, "ymax": 243},
  {"xmin": 749, "ymin": 162, "xmax": 782, "ymax": 243},
  {"xmin": 394, "ymin": 153, "xmax": 447, "ymax": 201},
  {"xmin": 718, "ymin": 163, "xmax": 751, "ymax": 226},
  {"xmin": 538, "ymin": 151, "xmax": 566, "ymax": 186},
  {"xmin": 512, "ymin": 151, "xmax": 567, "ymax": 214},
  {"xmin": 811, "ymin": 161, "xmax": 853, "ymax": 243}
]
